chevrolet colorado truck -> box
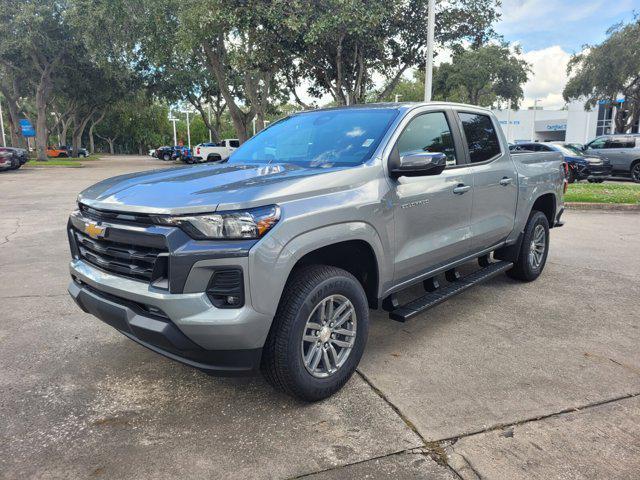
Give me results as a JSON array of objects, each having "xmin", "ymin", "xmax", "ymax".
[{"xmin": 67, "ymin": 103, "xmax": 565, "ymax": 401}]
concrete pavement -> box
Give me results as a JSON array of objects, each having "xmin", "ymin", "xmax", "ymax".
[{"xmin": 1, "ymin": 156, "xmax": 639, "ymax": 479}]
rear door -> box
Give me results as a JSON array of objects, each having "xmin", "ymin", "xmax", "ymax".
[
  {"xmin": 390, "ymin": 108, "xmax": 474, "ymax": 283},
  {"xmin": 456, "ymin": 110, "xmax": 518, "ymax": 251},
  {"xmin": 605, "ymin": 136, "xmax": 637, "ymax": 172}
]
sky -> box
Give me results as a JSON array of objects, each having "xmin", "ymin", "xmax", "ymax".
[{"xmin": 496, "ymin": 0, "xmax": 638, "ymax": 109}]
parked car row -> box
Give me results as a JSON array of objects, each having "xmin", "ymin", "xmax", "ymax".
[
  {"xmin": 47, "ymin": 145, "xmax": 90, "ymax": 158},
  {"xmin": 0, "ymin": 147, "xmax": 28, "ymax": 172},
  {"xmin": 152, "ymin": 139, "xmax": 239, "ymax": 164},
  {"xmin": 510, "ymin": 134, "xmax": 640, "ymax": 183}
]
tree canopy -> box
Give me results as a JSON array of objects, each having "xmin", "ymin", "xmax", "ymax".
[
  {"xmin": 0, "ymin": 0, "xmax": 535, "ymax": 156},
  {"xmin": 564, "ymin": 17, "xmax": 640, "ymax": 133}
]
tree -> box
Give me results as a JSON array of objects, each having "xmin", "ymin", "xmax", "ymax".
[
  {"xmin": 286, "ymin": 0, "xmax": 502, "ymax": 105},
  {"xmin": 564, "ymin": 18, "xmax": 640, "ymax": 134},
  {"xmin": 0, "ymin": 0, "xmax": 72, "ymax": 160},
  {"xmin": 433, "ymin": 43, "xmax": 530, "ymax": 107}
]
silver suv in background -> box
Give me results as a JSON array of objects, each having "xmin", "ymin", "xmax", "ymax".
[
  {"xmin": 67, "ymin": 103, "xmax": 565, "ymax": 401},
  {"xmin": 585, "ymin": 134, "xmax": 640, "ymax": 182}
]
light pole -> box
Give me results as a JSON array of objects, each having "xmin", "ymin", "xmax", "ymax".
[
  {"xmin": 395, "ymin": 94, "xmax": 403, "ymax": 103},
  {"xmin": 0, "ymin": 100, "xmax": 6, "ymax": 147},
  {"xmin": 169, "ymin": 117, "xmax": 178, "ymax": 146},
  {"xmin": 506, "ymin": 104, "xmax": 512, "ymax": 143},
  {"xmin": 207, "ymin": 104, "xmax": 212, "ymax": 143},
  {"xmin": 424, "ymin": 0, "xmax": 436, "ymax": 102},
  {"xmin": 184, "ymin": 110, "xmax": 191, "ymax": 149},
  {"xmin": 531, "ymin": 98, "xmax": 540, "ymax": 141},
  {"xmin": 252, "ymin": 117, "xmax": 257, "ymax": 136}
]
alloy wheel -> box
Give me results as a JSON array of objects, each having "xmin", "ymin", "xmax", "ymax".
[
  {"xmin": 301, "ymin": 295, "xmax": 357, "ymax": 378},
  {"xmin": 529, "ymin": 224, "xmax": 546, "ymax": 269}
]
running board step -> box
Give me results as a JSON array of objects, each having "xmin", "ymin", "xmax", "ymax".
[{"xmin": 389, "ymin": 261, "xmax": 513, "ymax": 322}]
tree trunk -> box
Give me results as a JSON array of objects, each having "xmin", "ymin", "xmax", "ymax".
[
  {"xmin": 59, "ymin": 116, "xmax": 72, "ymax": 147},
  {"xmin": 71, "ymin": 110, "xmax": 93, "ymax": 157},
  {"xmin": 108, "ymin": 138, "xmax": 115, "ymax": 155},
  {"xmin": 202, "ymin": 40, "xmax": 254, "ymax": 143},
  {"xmin": 2, "ymin": 94, "xmax": 23, "ymax": 147},
  {"xmin": 35, "ymin": 85, "xmax": 49, "ymax": 161},
  {"xmin": 34, "ymin": 65, "xmax": 56, "ymax": 161},
  {"xmin": 88, "ymin": 111, "xmax": 105, "ymax": 154}
]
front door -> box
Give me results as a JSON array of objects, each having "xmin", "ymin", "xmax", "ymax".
[
  {"xmin": 457, "ymin": 111, "xmax": 518, "ymax": 250},
  {"xmin": 390, "ymin": 110, "xmax": 474, "ymax": 284}
]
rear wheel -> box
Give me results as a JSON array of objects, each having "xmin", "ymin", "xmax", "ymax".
[
  {"xmin": 507, "ymin": 211, "xmax": 550, "ymax": 282},
  {"xmin": 631, "ymin": 162, "xmax": 640, "ymax": 183},
  {"xmin": 261, "ymin": 265, "xmax": 369, "ymax": 401},
  {"xmin": 207, "ymin": 154, "xmax": 222, "ymax": 163},
  {"xmin": 163, "ymin": 153, "xmax": 171, "ymax": 161}
]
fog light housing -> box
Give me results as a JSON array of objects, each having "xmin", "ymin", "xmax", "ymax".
[{"xmin": 206, "ymin": 268, "xmax": 244, "ymax": 309}]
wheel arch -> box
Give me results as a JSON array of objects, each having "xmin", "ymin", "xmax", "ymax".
[{"xmin": 531, "ymin": 192, "xmax": 556, "ymax": 227}]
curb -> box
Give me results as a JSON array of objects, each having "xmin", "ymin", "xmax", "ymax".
[{"xmin": 565, "ymin": 202, "xmax": 640, "ymax": 211}]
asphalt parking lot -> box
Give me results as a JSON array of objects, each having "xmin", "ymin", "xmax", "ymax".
[{"xmin": 1, "ymin": 156, "xmax": 639, "ymax": 479}]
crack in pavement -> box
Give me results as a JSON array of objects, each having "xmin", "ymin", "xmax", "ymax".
[
  {"xmin": 353, "ymin": 369, "xmax": 640, "ymax": 480},
  {"xmin": 435, "ymin": 391, "xmax": 640, "ymax": 444},
  {"xmin": 355, "ymin": 369, "xmax": 464, "ymax": 480},
  {"xmin": 0, "ymin": 218, "xmax": 21, "ymax": 246},
  {"xmin": 285, "ymin": 448, "xmax": 415, "ymax": 479}
]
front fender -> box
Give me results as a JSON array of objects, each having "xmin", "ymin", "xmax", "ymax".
[{"xmin": 248, "ymin": 222, "xmax": 387, "ymax": 317}]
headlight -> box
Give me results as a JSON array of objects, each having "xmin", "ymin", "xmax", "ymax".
[{"xmin": 155, "ymin": 205, "xmax": 280, "ymax": 240}]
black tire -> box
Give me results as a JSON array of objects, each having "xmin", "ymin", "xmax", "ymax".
[
  {"xmin": 631, "ymin": 162, "xmax": 640, "ymax": 183},
  {"xmin": 58, "ymin": 153, "xmax": 68, "ymax": 158},
  {"xmin": 163, "ymin": 153, "xmax": 171, "ymax": 161},
  {"xmin": 566, "ymin": 167, "xmax": 576, "ymax": 184},
  {"xmin": 207, "ymin": 154, "xmax": 222, "ymax": 163},
  {"xmin": 261, "ymin": 265, "xmax": 369, "ymax": 402},
  {"xmin": 506, "ymin": 210, "xmax": 550, "ymax": 282}
]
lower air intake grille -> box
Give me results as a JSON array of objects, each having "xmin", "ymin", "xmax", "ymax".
[{"xmin": 206, "ymin": 268, "xmax": 244, "ymax": 308}]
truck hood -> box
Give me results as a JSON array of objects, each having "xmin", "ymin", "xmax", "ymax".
[{"xmin": 78, "ymin": 162, "xmax": 365, "ymax": 214}]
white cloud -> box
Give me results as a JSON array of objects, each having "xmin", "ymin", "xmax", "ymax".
[
  {"xmin": 499, "ymin": 0, "xmax": 633, "ymax": 35},
  {"xmin": 519, "ymin": 45, "xmax": 573, "ymax": 109}
]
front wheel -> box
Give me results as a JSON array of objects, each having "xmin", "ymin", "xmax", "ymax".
[
  {"xmin": 631, "ymin": 162, "xmax": 640, "ymax": 183},
  {"xmin": 261, "ymin": 265, "xmax": 369, "ymax": 401},
  {"xmin": 163, "ymin": 153, "xmax": 171, "ymax": 161},
  {"xmin": 507, "ymin": 210, "xmax": 550, "ymax": 282}
]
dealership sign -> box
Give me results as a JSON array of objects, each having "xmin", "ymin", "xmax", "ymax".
[
  {"xmin": 535, "ymin": 120, "xmax": 567, "ymax": 132},
  {"xmin": 19, "ymin": 119, "xmax": 35, "ymax": 137}
]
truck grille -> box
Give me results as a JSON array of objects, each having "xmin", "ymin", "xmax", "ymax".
[
  {"xmin": 72, "ymin": 228, "xmax": 167, "ymax": 282},
  {"xmin": 69, "ymin": 205, "xmax": 169, "ymax": 288}
]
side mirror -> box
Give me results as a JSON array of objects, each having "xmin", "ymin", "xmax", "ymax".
[{"xmin": 389, "ymin": 150, "xmax": 448, "ymax": 178}]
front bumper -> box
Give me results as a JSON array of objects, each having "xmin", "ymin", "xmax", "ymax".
[
  {"xmin": 68, "ymin": 278, "xmax": 262, "ymax": 375},
  {"xmin": 576, "ymin": 163, "xmax": 612, "ymax": 180}
]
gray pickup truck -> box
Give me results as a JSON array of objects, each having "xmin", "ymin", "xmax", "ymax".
[{"xmin": 67, "ymin": 103, "xmax": 565, "ymax": 401}]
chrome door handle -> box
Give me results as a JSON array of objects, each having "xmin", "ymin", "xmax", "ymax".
[
  {"xmin": 453, "ymin": 184, "xmax": 471, "ymax": 195},
  {"xmin": 499, "ymin": 177, "xmax": 513, "ymax": 186}
]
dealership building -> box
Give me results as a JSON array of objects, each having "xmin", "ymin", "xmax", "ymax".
[{"xmin": 492, "ymin": 100, "xmax": 639, "ymax": 144}]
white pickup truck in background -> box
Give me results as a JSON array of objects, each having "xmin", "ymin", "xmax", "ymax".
[{"xmin": 193, "ymin": 139, "xmax": 240, "ymax": 163}]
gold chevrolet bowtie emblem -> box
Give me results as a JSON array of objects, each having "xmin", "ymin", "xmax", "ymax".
[{"xmin": 84, "ymin": 222, "xmax": 106, "ymax": 239}]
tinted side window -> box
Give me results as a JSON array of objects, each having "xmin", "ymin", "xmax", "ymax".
[
  {"xmin": 229, "ymin": 140, "xmax": 240, "ymax": 148},
  {"xmin": 396, "ymin": 112, "xmax": 458, "ymax": 166},
  {"xmin": 459, "ymin": 113, "xmax": 501, "ymax": 163},
  {"xmin": 587, "ymin": 137, "xmax": 606, "ymax": 149},
  {"xmin": 602, "ymin": 137, "xmax": 634, "ymax": 149}
]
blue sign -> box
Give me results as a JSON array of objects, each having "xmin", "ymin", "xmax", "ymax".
[{"xmin": 19, "ymin": 119, "xmax": 35, "ymax": 137}]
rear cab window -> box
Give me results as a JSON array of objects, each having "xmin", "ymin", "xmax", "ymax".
[{"xmin": 458, "ymin": 112, "xmax": 502, "ymax": 163}]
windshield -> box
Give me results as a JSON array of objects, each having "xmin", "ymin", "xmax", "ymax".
[
  {"xmin": 557, "ymin": 144, "xmax": 584, "ymax": 156},
  {"xmin": 229, "ymin": 108, "xmax": 399, "ymax": 168}
]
